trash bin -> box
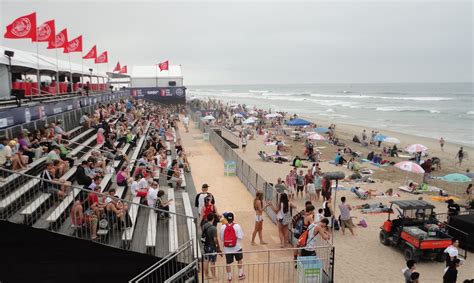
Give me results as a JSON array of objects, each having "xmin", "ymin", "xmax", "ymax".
[
  {"xmin": 297, "ymin": 256, "xmax": 323, "ymax": 283},
  {"xmin": 203, "ymin": 133, "xmax": 210, "ymax": 141},
  {"xmin": 224, "ymin": 161, "xmax": 236, "ymax": 176}
]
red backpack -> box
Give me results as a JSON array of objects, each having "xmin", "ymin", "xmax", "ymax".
[{"xmin": 223, "ymin": 223, "xmax": 237, "ymax": 247}]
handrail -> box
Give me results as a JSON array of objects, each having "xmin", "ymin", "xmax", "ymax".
[
  {"xmin": 129, "ymin": 240, "xmax": 194, "ymax": 282},
  {"xmin": 163, "ymin": 259, "xmax": 198, "ymax": 283},
  {"xmin": 0, "ymin": 167, "xmax": 192, "ymax": 219}
]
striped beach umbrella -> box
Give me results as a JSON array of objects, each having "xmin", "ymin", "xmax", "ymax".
[
  {"xmin": 394, "ymin": 161, "xmax": 425, "ymax": 174},
  {"xmin": 307, "ymin": 133, "xmax": 326, "ymax": 141},
  {"xmin": 405, "ymin": 144, "xmax": 428, "ymax": 153}
]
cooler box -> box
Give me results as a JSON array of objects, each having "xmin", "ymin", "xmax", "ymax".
[
  {"xmin": 297, "ymin": 256, "xmax": 323, "ymax": 283},
  {"xmin": 203, "ymin": 132, "xmax": 210, "ymax": 141},
  {"xmin": 224, "ymin": 161, "xmax": 236, "ymax": 176}
]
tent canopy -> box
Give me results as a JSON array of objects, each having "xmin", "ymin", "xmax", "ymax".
[
  {"xmin": 130, "ymin": 65, "xmax": 183, "ymax": 78},
  {"xmin": 285, "ymin": 118, "xmax": 311, "ymax": 126},
  {"xmin": 0, "ymin": 45, "xmax": 107, "ymax": 77}
]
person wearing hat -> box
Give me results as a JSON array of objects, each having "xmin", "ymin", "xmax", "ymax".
[
  {"xmin": 195, "ymin": 184, "xmax": 215, "ymax": 216},
  {"xmin": 220, "ymin": 212, "xmax": 246, "ymax": 281}
]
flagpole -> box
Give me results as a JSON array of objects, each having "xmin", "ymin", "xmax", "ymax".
[
  {"xmin": 155, "ymin": 65, "xmax": 158, "ymax": 87},
  {"xmin": 36, "ymin": 41, "xmax": 41, "ymax": 94},
  {"xmin": 68, "ymin": 53, "xmax": 73, "ymax": 91},
  {"xmin": 96, "ymin": 63, "xmax": 99, "ymax": 91},
  {"xmin": 81, "ymin": 51, "xmax": 84, "ymax": 85},
  {"xmin": 55, "ymin": 47, "xmax": 60, "ymax": 94}
]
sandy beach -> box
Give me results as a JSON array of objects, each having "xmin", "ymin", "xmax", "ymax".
[{"xmin": 189, "ymin": 98, "xmax": 474, "ymax": 282}]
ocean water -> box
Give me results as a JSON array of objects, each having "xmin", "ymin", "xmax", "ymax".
[{"xmin": 187, "ymin": 83, "xmax": 474, "ymax": 146}]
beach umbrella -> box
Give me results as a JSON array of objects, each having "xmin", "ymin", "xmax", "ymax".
[
  {"xmin": 307, "ymin": 133, "xmax": 326, "ymax": 141},
  {"xmin": 374, "ymin": 134, "xmax": 387, "ymax": 142},
  {"xmin": 233, "ymin": 113, "xmax": 244, "ymax": 118},
  {"xmin": 440, "ymin": 173, "xmax": 471, "ymax": 183},
  {"xmin": 405, "ymin": 144, "xmax": 428, "ymax": 154},
  {"xmin": 265, "ymin": 113, "xmax": 282, "ymax": 119},
  {"xmin": 394, "ymin": 161, "xmax": 425, "ymax": 174},
  {"xmin": 314, "ymin": 127, "xmax": 330, "ymax": 133},
  {"xmin": 243, "ymin": 117, "xmax": 258, "ymax": 124},
  {"xmin": 202, "ymin": 115, "xmax": 215, "ymax": 120},
  {"xmin": 285, "ymin": 118, "xmax": 311, "ymax": 126},
  {"xmin": 384, "ymin": 137, "xmax": 401, "ymax": 144}
]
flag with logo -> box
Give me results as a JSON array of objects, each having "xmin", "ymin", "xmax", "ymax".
[
  {"xmin": 47, "ymin": 28, "xmax": 68, "ymax": 49},
  {"xmin": 95, "ymin": 51, "xmax": 108, "ymax": 63},
  {"xmin": 4, "ymin": 12, "xmax": 37, "ymax": 40},
  {"xmin": 64, "ymin": 35, "xmax": 82, "ymax": 53},
  {"xmin": 34, "ymin": 20, "xmax": 55, "ymax": 42},
  {"xmin": 83, "ymin": 45, "xmax": 97, "ymax": 60},
  {"xmin": 158, "ymin": 60, "xmax": 169, "ymax": 71},
  {"xmin": 118, "ymin": 65, "xmax": 127, "ymax": 74}
]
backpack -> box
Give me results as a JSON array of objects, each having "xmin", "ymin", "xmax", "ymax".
[
  {"xmin": 298, "ymin": 224, "xmax": 318, "ymax": 247},
  {"xmin": 223, "ymin": 223, "xmax": 237, "ymax": 247},
  {"xmin": 292, "ymin": 210, "xmax": 305, "ymax": 238}
]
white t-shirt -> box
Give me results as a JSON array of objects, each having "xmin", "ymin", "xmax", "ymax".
[
  {"xmin": 0, "ymin": 145, "xmax": 12, "ymax": 164},
  {"xmin": 197, "ymin": 193, "xmax": 209, "ymax": 215},
  {"xmin": 130, "ymin": 181, "xmax": 139, "ymax": 196},
  {"xmin": 138, "ymin": 178, "xmax": 149, "ymax": 189},
  {"xmin": 182, "ymin": 116, "xmax": 189, "ymax": 125},
  {"xmin": 220, "ymin": 223, "xmax": 244, "ymax": 253},
  {"xmin": 146, "ymin": 188, "xmax": 158, "ymax": 208},
  {"xmin": 444, "ymin": 245, "xmax": 458, "ymax": 258}
]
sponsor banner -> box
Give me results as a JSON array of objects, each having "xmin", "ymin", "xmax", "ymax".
[
  {"xmin": 0, "ymin": 91, "xmax": 129, "ymax": 129},
  {"xmin": 129, "ymin": 87, "xmax": 186, "ymax": 103}
]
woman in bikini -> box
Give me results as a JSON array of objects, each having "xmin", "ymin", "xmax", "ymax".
[{"xmin": 251, "ymin": 191, "xmax": 269, "ymax": 245}]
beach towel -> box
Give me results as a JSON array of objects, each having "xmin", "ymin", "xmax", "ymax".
[
  {"xmin": 430, "ymin": 196, "xmax": 460, "ymax": 202},
  {"xmin": 360, "ymin": 169, "xmax": 373, "ymax": 175},
  {"xmin": 375, "ymin": 193, "xmax": 400, "ymax": 198},
  {"xmin": 398, "ymin": 185, "xmax": 422, "ymax": 194}
]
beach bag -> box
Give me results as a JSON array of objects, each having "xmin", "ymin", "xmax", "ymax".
[
  {"xmin": 298, "ymin": 224, "xmax": 318, "ymax": 247},
  {"xmin": 223, "ymin": 223, "xmax": 237, "ymax": 247},
  {"xmin": 358, "ymin": 218, "xmax": 368, "ymax": 228}
]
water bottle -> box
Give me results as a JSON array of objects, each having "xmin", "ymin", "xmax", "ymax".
[{"xmin": 25, "ymin": 108, "xmax": 31, "ymax": 123}]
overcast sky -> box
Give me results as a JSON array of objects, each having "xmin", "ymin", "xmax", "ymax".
[{"xmin": 1, "ymin": 0, "xmax": 472, "ymax": 85}]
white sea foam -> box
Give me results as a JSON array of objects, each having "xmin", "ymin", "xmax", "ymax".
[
  {"xmin": 467, "ymin": 111, "xmax": 474, "ymax": 115},
  {"xmin": 249, "ymin": 89, "xmax": 270, "ymax": 93}
]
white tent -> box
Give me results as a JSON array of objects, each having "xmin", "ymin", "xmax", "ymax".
[
  {"xmin": 0, "ymin": 45, "xmax": 107, "ymax": 76},
  {"xmin": 130, "ymin": 65, "xmax": 183, "ymax": 87}
]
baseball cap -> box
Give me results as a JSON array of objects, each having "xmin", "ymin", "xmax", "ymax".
[
  {"xmin": 224, "ymin": 212, "xmax": 234, "ymax": 221},
  {"xmin": 202, "ymin": 184, "xmax": 210, "ymax": 189}
]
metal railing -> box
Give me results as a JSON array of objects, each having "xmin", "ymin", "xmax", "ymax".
[
  {"xmin": 190, "ymin": 107, "xmax": 279, "ymax": 223},
  {"xmin": 200, "ymin": 246, "xmax": 335, "ymax": 283},
  {"xmin": 0, "ymin": 167, "xmax": 197, "ymax": 262},
  {"xmin": 129, "ymin": 240, "xmax": 197, "ymax": 282}
]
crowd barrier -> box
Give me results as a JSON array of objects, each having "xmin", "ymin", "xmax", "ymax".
[{"xmin": 189, "ymin": 105, "xmax": 279, "ymax": 224}]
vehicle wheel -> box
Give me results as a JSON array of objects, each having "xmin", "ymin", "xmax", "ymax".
[
  {"xmin": 436, "ymin": 251, "xmax": 447, "ymax": 262},
  {"xmin": 403, "ymin": 246, "xmax": 419, "ymax": 261},
  {"xmin": 379, "ymin": 231, "xmax": 390, "ymax": 245}
]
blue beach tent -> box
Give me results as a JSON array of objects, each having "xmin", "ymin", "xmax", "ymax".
[{"xmin": 285, "ymin": 118, "xmax": 311, "ymax": 126}]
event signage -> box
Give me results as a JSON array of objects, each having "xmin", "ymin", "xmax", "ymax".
[
  {"xmin": 0, "ymin": 91, "xmax": 129, "ymax": 129},
  {"xmin": 129, "ymin": 87, "xmax": 186, "ymax": 104}
]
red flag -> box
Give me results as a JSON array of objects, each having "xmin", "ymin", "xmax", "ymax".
[
  {"xmin": 83, "ymin": 45, "xmax": 97, "ymax": 59},
  {"xmin": 158, "ymin": 60, "xmax": 169, "ymax": 71},
  {"xmin": 64, "ymin": 35, "xmax": 83, "ymax": 53},
  {"xmin": 4, "ymin": 12, "xmax": 37, "ymax": 40},
  {"xmin": 118, "ymin": 65, "xmax": 127, "ymax": 74},
  {"xmin": 113, "ymin": 62, "xmax": 121, "ymax": 72},
  {"xmin": 34, "ymin": 20, "xmax": 55, "ymax": 42},
  {"xmin": 47, "ymin": 28, "xmax": 68, "ymax": 49},
  {"xmin": 95, "ymin": 51, "xmax": 108, "ymax": 64}
]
